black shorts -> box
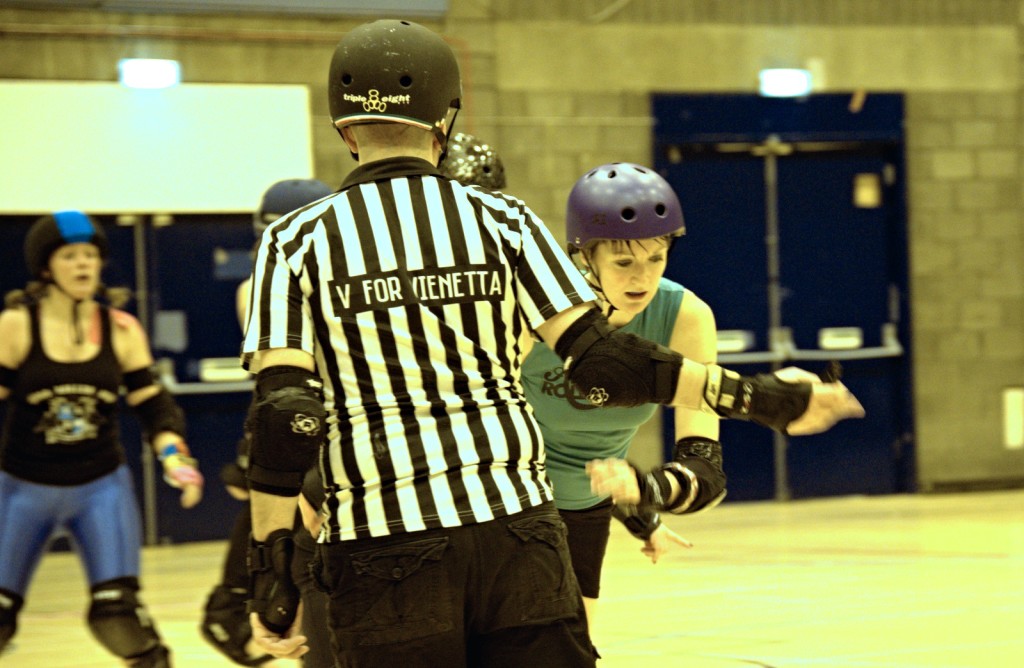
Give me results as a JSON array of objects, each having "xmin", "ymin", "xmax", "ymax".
[
  {"xmin": 317, "ymin": 503, "xmax": 596, "ymax": 668},
  {"xmin": 558, "ymin": 499, "xmax": 614, "ymax": 599}
]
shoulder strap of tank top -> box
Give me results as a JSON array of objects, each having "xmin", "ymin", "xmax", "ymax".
[
  {"xmin": 98, "ymin": 304, "xmax": 117, "ymax": 359},
  {"xmin": 26, "ymin": 302, "xmax": 44, "ymax": 358}
]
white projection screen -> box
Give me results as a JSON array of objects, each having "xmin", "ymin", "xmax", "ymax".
[{"xmin": 0, "ymin": 80, "xmax": 315, "ymax": 214}]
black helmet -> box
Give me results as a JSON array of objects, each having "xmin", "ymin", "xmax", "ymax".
[
  {"xmin": 328, "ymin": 19, "xmax": 461, "ymax": 149},
  {"xmin": 254, "ymin": 178, "xmax": 333, "ymax": 237},
  {"xmin": 438, "ymin": 132, "xmax": 506, "ymax": 189},
  {"xmin": 24, "ymin": 210, "xmax": 109, "ymax": 278}
]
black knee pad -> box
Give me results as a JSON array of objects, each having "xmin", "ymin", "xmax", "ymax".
[
  {"xmin": 0, "ymin": 588, "xmax": 24, "ymax": 652},
  {"xmin": 86, "ymin": 578, "xmax": 163, "ymax": 660},
  {"xmin": 200, "ymin": 585, "xmax": 273, "ymax": 667}
]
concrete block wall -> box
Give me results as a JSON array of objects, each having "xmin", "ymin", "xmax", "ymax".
[{"xmin": 906, "ymin": 90, "xmax": 1024, "ymax": 488}]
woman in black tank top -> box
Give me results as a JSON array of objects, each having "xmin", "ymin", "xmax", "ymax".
[{"xmin": 0, "ymin": 212, "xmax": 204, "ymax": 667}]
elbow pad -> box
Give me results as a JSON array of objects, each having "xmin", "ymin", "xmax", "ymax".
[
  {"xmin": 247, "ymin": 366, "xmax": 326, "ymax": 497},
  {"xmin": 554, "ymin": 307, "xmax": 681, "ymax": 408},
  {"xmin": 667, "ymin": 437, "xmax": 727, "ymax": 514},
  {"xmin": 133, "ymin": 389, "xmax": 186, "ymax": 440}
]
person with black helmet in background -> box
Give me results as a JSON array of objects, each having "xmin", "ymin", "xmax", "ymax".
[
  {"xmin": 437, "ymin": 132, "xmax": 507, "ymax": 190},
  {"xmin": 0, "ymin": 211, "xmax": 203, "ymax": 667},
  {"xmin": 201, "ymin": 179, "xmax": 334, "ymax": 668},
  {"xmin": 241, "ymin": 19, "xmax": 863, "ymax": 667}
]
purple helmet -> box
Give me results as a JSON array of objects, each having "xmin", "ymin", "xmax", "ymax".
[{"xmin": 566, "ymin": 163, "xmax": 684, "ymax": 251}]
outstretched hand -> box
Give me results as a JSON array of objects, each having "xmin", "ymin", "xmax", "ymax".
[
  {"xmin": 776, "ymin": 367, "xmax": 865, "ymax": 435},
  {"xmin": 250, "ymin": 610, "xmax": 309, "ymax": 660},
  {"xmin": 642, "ymin": 524, "xmax": 692, "ymax": 564}
]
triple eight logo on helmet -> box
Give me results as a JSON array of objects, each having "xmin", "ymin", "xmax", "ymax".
[{"xmin": 343, "ymin": 89, "xmax": 412, "ymax": 113}]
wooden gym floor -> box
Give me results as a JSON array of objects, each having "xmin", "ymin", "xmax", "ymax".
[{"xmin": 2, "ymin": 489, "xmax": 1022, "ymax": 667}]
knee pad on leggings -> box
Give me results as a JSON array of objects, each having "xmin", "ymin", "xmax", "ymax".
[
  {"xmin": 200, "ymin": 585, "xmax": 273, "ymax": 667},
  {"xmin": 0, "ymin": 588, "xmax": 24, "ymax": 652},
  {"xmin": 86, "ymin": 577, "xmax": 165, "ymax": 661}
]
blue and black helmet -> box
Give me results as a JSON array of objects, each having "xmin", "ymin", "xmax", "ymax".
[{"xmin": 24, "ymin": 210, "xmax": 109, "ymax": 278}]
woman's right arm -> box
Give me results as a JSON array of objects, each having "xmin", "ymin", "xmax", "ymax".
[{"xmin": 0, "ymin": 308, "xmax": 30, "ymax": 401}]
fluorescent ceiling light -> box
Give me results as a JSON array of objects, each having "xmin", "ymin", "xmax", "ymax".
[
  {"xmin": 118, "ymin": 58, "xmax": 181, "ymax": 89},
  {"xmin": 759, "ymin": 68, "xmax": 812, "ymax": 98}
]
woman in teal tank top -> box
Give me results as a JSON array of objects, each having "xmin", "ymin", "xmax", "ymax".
[{"xmin": 520, "ymin": 163, "xmax": 725, "ymax": 634}]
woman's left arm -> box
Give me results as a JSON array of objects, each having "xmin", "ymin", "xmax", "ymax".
[{"xmin": 113, "ymin": 308, "xmax": 204, "ymax": 508}]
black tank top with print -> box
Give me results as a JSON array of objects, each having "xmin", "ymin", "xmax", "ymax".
[{"xmin": 0, "ymin": 304, "xmax": 125, "ymax": 485}]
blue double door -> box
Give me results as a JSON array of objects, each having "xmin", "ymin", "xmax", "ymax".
[{"xmin": 653, "ymin": 93, "xmax": 914, "ymax": 500}]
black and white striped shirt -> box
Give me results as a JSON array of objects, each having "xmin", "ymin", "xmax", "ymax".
[{"xmin": 242, "ymin": 157, "xmax": 596, "ymax": 540}]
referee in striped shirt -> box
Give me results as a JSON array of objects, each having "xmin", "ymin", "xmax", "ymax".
[{"xmin": 240, "ymin": 19, "xmax": 864, "ymax": 667}]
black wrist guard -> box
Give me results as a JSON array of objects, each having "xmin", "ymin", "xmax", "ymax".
[
  {"xmin": 704, "ymin": 365, "xmax": 811, "ymax": 433},
  {"xmin": 247, "ymin": 529, "xmax": 300, "ymax": 634},
  {"xmin": 220, "ymin": 462, "xmax": 248, "ymax": 490},
  {"xmin": 611, "ymin": 505, "xmax": 662, "ymax": 542}
]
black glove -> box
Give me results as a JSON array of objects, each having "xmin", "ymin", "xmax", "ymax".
[
  {"xmin": 220, "ymin": 461, "xmax": 248, "ymax": 491},
  {"xmin": 611, "ymin": 504, "xmax": 662, "ymax": 541},
  {"xmin": 247, "ymin": 528, "xmax": 300, "ymax": 634}
]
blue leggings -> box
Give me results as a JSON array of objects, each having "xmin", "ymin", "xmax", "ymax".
[{"xmin": 0, "ymin": 465, "xmax": 142, "ymax": 596}]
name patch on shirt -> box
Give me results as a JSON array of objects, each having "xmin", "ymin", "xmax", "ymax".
[{"xmin": 328, "ymin": 264, "xmax": 505, "ymax": 314}]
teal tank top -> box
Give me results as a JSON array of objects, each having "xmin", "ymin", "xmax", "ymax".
[{"xmin": 522, "ymin": 278, "xmax": 685, "ymax": 510}]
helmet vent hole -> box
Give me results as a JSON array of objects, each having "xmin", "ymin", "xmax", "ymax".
[
  {"xmin": 608, "ymin": 170, "xmax": 617, "ymax": 179},
  {"xmin": 399, "ymin": 75, "xmax": 413, "ymax": 88},
  {"xmin": 621, "ymin": 207, "xmax": 636, "ymax": 222},
  {"xmin": 655, "ymin": 203, "xmax": 667, "ymax": 216},
  {"xmin": 341, "ymin": 73, "xmax": 353, "ymax": 86}
]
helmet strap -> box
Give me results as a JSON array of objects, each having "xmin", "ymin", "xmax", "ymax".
[
  {"xmin": 434, "ymin": 106, "xmax": 460, "ymax": 166},
  {"xmin": 578, "ymin": 251, "xmax": 617, "ymax": 321},
  {"xmin": 72, "ymin": 299, "xmax": 84, "ymax": 345}
]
